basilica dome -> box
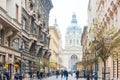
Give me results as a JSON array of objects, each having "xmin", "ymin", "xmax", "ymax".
[{"xmin": 66, "ymin": 13, "xmax": 82, "ymax": 35}]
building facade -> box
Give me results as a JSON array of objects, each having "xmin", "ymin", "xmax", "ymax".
[
  {"xmin": 63, "ymin": 13, "xmax": 83, "ymax": 71},
  {"xmin": 49, "ymin": 19, "xmax": 63, "ymax": 72},
  {"xmin": 88, "ymin": 0, "xmax": 120, "ymax": 79},
  {"xmin": 0, "ymin": 0, "xmax": 53, "ymax": 79}
]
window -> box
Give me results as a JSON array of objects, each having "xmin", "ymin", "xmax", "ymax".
[
  {"xmin": 30, "ymin": 3, "xmax": 33, "ymax": 10},
  {"xmin": 77, "ymin": 40, "xmax": 79, "ymax": 44},
  {"xmin": 71, "ymin": 55, "xmax": 77, "ymax": 60},
  {"xmin": 7, "ymin": 37, "xmax": 11, "ymax": 47},
  {"xmin": 73, "ymin": 39, "xmax": 75, "ymax": 44},
  {"xmin": 13, "ymin": 39, "xmax": 19, "ymax": 50},
  {"xmin": 30, "ymin": 17, "xmax": 35, "ymax": 34},
  {"xmin": 0, "ymin": 29, "xmax": 4, "ymax": 45},
  {"xmin": 16, "ymin": 4, "xmax": 19, "ymax": 21},
  {"xmin": 38, "ymin": 27, "xmax": 42, "ymax": 39},
  {"xmin": 22, "ymin": 18, "xmax": 26, "ymax": 30}
]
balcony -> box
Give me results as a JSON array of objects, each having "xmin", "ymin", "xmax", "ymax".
[
  {"xmin": 29, "ymin": 34, "xmax": 37, "ymax": 41},
  {"xmin": 0, "ymin": 7, "xmax": 21, "ymax": 32}
]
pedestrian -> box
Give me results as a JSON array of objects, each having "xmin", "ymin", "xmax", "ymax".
[
  {"xmin": 63, "ymin": 70, "xmax": 66, "ymax": 77},
  {"xmin": 87, "ymin": 74, "xmax": 90, "ymax": 80},
  {"xmin": 64, "ymin": 70, "xmax": 68, "ymax": 80},
  {"xmin": 60, "ymin": 70, "xmax": 64, "ymax": 78},
  {"xmin": 4, "ymin": 69, "xmax": 9, "ymax": 80},
  {"xmin": 70, "ymin": 71, "xmax": 73, "ymax": 76},
  {"xmin": 37, "ymin": 70, "xmax": 40, "ymax": 79},
  {"xmin": 56, "ymin": 70, "xmax": 59, "ymax": 79},
  {"xmin": 14, "ymin": 71, "xmax": 19, "ymax": 80},
  {"xmin": 40, "ymin": 71, "xmax": 44, "ymax": 79},
  {"xmin": 0, "ymin": 70, "xmax": 2, "ymax": 80},
  {"xmin": 76, "ymin": 70, "xmax": 79, "ymax": 80}
]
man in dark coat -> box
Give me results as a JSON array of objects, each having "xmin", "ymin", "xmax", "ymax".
[
  {"xmin": 56, "ymin": 70, "xmax": 59, "ymax": 79},
  {"xmin": 76, "ymin": 70, "xmax": 79, "ymax": 80},
  {"xmin": 64, "ymin": 70, "xmax": 68, "ymax": 80},
  {"xmin": 87, "ymin": 74, "xmax": 90, "ymax": 80}
]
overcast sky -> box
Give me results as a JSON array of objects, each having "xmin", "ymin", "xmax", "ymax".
[{"xmin": 49, "ymin": 0, "xmax": 89, "ymax": 48}]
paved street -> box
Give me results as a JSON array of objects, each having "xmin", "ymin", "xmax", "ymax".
[
  {"xmin": 25, "ymin": 74, "xmax": 86, "ymax": 80},
  {"xmin": 43, "ymin": 75, "xmax": 86, "ymax": 80}
]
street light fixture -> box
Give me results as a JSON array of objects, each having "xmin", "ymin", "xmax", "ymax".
[{"xmin": 92, "ymin": 37, "xmax": 99, "ymax": 80}]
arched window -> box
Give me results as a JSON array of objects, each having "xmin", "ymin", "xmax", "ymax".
[
  {"xmin": 70, "ymin": 54, "xmax": 78, "ymax": 71},
  {"xmin": 71, "ymin": 55, "xmax": 78, "ymax": 60}
]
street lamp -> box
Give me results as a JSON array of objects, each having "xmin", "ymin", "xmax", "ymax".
[
  {"xmin": 19, "ymin": 44, "xmax": 24, "ymax": 80},
  {"xmin": 92, "ymin": 37, "xmax": 99, "ymax": 80}
]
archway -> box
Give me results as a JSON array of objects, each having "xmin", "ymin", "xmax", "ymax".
[{"xmin": 70, "ymin": 54, "xmax": 78, "ymax": 71}]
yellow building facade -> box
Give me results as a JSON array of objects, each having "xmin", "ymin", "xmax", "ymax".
[{"xmin": 49, "ymin": 26, "xmax": 62, "ymax": 72}]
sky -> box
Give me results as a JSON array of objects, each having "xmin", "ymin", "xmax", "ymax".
[{"xmin": 49, "ymin": 0, "xmax": 89, "ymax": 48}]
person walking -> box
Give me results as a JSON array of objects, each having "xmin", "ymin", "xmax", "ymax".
[
  {"xmin": 76, "ymin": 70, "xmax": 79, "ymax": 80},
  {"xmin": 60, "ymin": 70, "xmax": 64, "ymax": 78},
  {"xmin": 63, "ymin": 70, "xmax": 66, "ymax": 77},
  {"xmin": 64, "ymin": 70, "xmax": 68, "ymax": 80},
  {"xmin": 56, "ymin": 70, "xmax": 59, "ymax": 79},
  {"xmin": 87, "ymin": 74, "xmax": 90, "ymax": 80},
  {"xmin": 70, "ymin": 71, "xmax": 73, "ymax": 76},
  {"xmin": 4, "ymin": 70, "xmax": 9, "ymax": 80},
  {"xmin": 14, "ymin": 71, "xmax": 19, "ymax": 80},
  {"xmin": 40, "ymin": 71, "xmax": 44, "ymax": 80},
  {"xmin": 0, "ymin": 70, "xmax": 2, "ymax": 80},
  {"xmin": 37, "ymin": 70, "xmax": 41, "ymax": 79}
]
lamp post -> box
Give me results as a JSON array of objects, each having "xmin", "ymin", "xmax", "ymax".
[
  {"xmin": 92, "ymin": 37, "xmax": 99, "ymax": 80},
  {"xmin": 19, "ymin": 44, "xmax": 23, "ymax": 80},
  {"xmin": 85, "ymin": 50, "xmax": 90, "ymax": 78}
]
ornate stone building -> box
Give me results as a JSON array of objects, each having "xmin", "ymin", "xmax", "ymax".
[
  {"xmin": 0, "ymin": 0, "xmax": 53, "ymax": 79},
  {"xmin": 21, "ymin": 0, "xmax": 53, "ymax": 75},
  {"xmin": 88, "ymin": 0, "xmax": 120, "ymax": 79},
  {"xmin": 63, "ymin": 13, "xmax": 83, "ymax": 71}
]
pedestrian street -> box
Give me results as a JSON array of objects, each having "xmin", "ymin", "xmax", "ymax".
[
  {"xmin": 45, "ymin": 75, "xmax": 86, "ymax": 80},
  {"xmin": 26, "ymin": 74, "xmax": 86, "ymax": 80}
]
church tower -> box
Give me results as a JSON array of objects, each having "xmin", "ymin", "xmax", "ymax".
[{"xmin": 63, "ymin": 13, "xmax": 82, "ymax": 71}]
